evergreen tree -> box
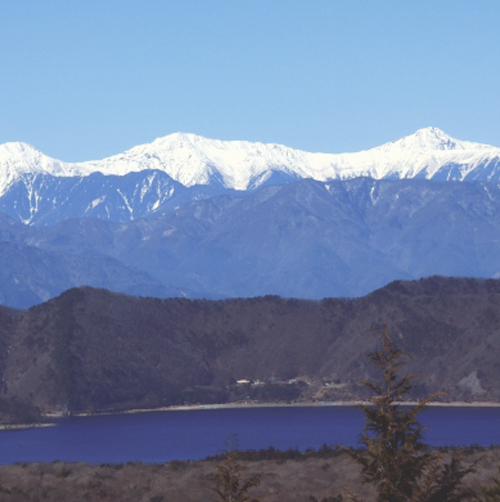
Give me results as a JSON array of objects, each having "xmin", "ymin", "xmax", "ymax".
[{"xmin": 344, "ymin": 326, "xmax": 477, "ymax": 502}]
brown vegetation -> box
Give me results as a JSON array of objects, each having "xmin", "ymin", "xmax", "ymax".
[{"xmin": 0, "ymin": 447, "xmax": 497, "ymax": 502}]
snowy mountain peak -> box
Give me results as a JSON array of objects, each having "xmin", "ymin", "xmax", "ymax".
[
  {"xmin": 373, "ymin": 127, "xmax": 492, "ymax": 155},
  {"xmin": 0, "ymin": 141, "xmax": 43, "ymax": 164},
  {"xmin": 0, "ymin": 143, "xmax": 59, "ymax": 194},
  {"xmin": 0, "ymin": 142, "xmax": 93, "ymax": 195},
  {"xmin": 405, "ymin": 127, "xmax": 458, "ymax": 150},
  {"xmin": 97, "ymin": 132, "xmax": 303, "ymax": 190}
]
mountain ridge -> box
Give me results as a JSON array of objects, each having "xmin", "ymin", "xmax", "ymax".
[
  {"xmin": 4, "ymin": 177, "xmax": 500, "ymax": 308},
  {"xmin": 2, "ymin": 130, "xmax": 500, "ymax": 309},
  {"xmin": 2, "ymin": 276, "xmax": 500, "ymax": 423},
  {"xmin": 2, "ymin": 127, "xmax": 500, "ymax": 197}
]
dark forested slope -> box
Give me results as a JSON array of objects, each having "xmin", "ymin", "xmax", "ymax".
[{"xmin": 1, "ymin": 276, "xmax": 500, "ymax": 421}]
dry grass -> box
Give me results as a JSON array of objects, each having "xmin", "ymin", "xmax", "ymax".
[{"xmin": 0, "ymin": 448, "xmax": 498, "ymax": 502}]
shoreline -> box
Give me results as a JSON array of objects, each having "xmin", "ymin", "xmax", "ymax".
[
  {"xmin": 0, "ymin": 422, "xmax": 55, "ymax": 431},
  {"xmin": 72, "ymin": 398, "xmax": 500, "ymax": 418},
  {"xmin": 4, "ymin": 399, "xmax": 500, "ymax": 430}
]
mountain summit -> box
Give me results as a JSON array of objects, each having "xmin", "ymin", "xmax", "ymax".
[
  {"xmin": 380, "ymin": 126, "xmax": 476, "ymax": 152},
  {"xmin": 1, "ymin": 128, "xmax": 500, "ymax": 196}
]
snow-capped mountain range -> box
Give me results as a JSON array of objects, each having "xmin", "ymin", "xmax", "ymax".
[
  {"xmin": 1, "ymin": 127, "xmax": 500, "ymax": 226},
  {"xmin": 3, "ymin": 126, "xmax": 500, "ymax": 309},
  {"xmin": 1, "ymin": 127, "xmax": 500, "ymax": 195}
]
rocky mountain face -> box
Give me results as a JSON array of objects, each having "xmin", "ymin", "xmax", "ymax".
[
  {"xmin": 3, "ymin": 177, "xmax": 500, "ymax": 308},
  {"xmin": 0, "ymin": 170, "xmax": 236, "ymax": 226},
  {"xmin": 1, "ymin": 277, "xmax": 500, "ymax": 422}
]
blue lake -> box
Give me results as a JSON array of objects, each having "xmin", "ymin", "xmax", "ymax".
[{"xmin": 0, "ymin": 405, "xmax": 498, "ymax": 464}]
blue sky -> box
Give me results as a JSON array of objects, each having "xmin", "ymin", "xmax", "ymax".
[{"xmin": 1, "ymin": 0, "xmax": 499, "ymax": 161}]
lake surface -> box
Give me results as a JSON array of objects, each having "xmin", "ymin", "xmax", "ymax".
[{"xmin": 0, "ymin": 405, "xmax": 499, "ymax": 464}]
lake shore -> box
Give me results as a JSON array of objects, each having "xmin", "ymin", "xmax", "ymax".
[
  {"xmin": 72, "ymin": 398, "xmax": 500, "ymax": 418},
  {"xmin": 0, "ymin": 422, "xmax": 55, "ymax": 431},
  {"xmin": 4, "ymin": 398, "xmax": 500, "ymax": 430}
]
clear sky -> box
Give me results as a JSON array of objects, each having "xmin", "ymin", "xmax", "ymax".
[{"xmin": 1, "ymin": 0, "xmax": 499, "ymax": 161}]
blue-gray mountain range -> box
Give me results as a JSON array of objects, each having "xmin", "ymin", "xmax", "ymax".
[{"xmin": 2, "ymin": 127, "xmax": 500, "ymax": 308}]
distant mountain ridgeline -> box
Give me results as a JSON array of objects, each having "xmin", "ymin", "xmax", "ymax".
[
  {"xmin": 2, "ymin": 127, "xmax": 500, "ymax": 198},
  {"xmin": 1, "ymin": 127, "xmax": 500, "ymax": 226},
  {"xmin": 3, "ymin": 177, "xmax": 500, "ymax": 308},
  {"xmin": 1, "ymin": 276, "xmax": 500, "ymax": 423},
  {"xmin": 2, "ymin": 127, "xmax": 500, "ymax": 308}
]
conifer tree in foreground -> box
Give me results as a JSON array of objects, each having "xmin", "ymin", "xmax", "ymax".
[{"xmin": 344, "ymin": 326, "xmax": 477, "ymax": 502}]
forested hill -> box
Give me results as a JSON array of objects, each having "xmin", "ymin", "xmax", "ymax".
[{"xmin": 1, "ymin": 276, "xmax": 500, "ymax": 423}]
